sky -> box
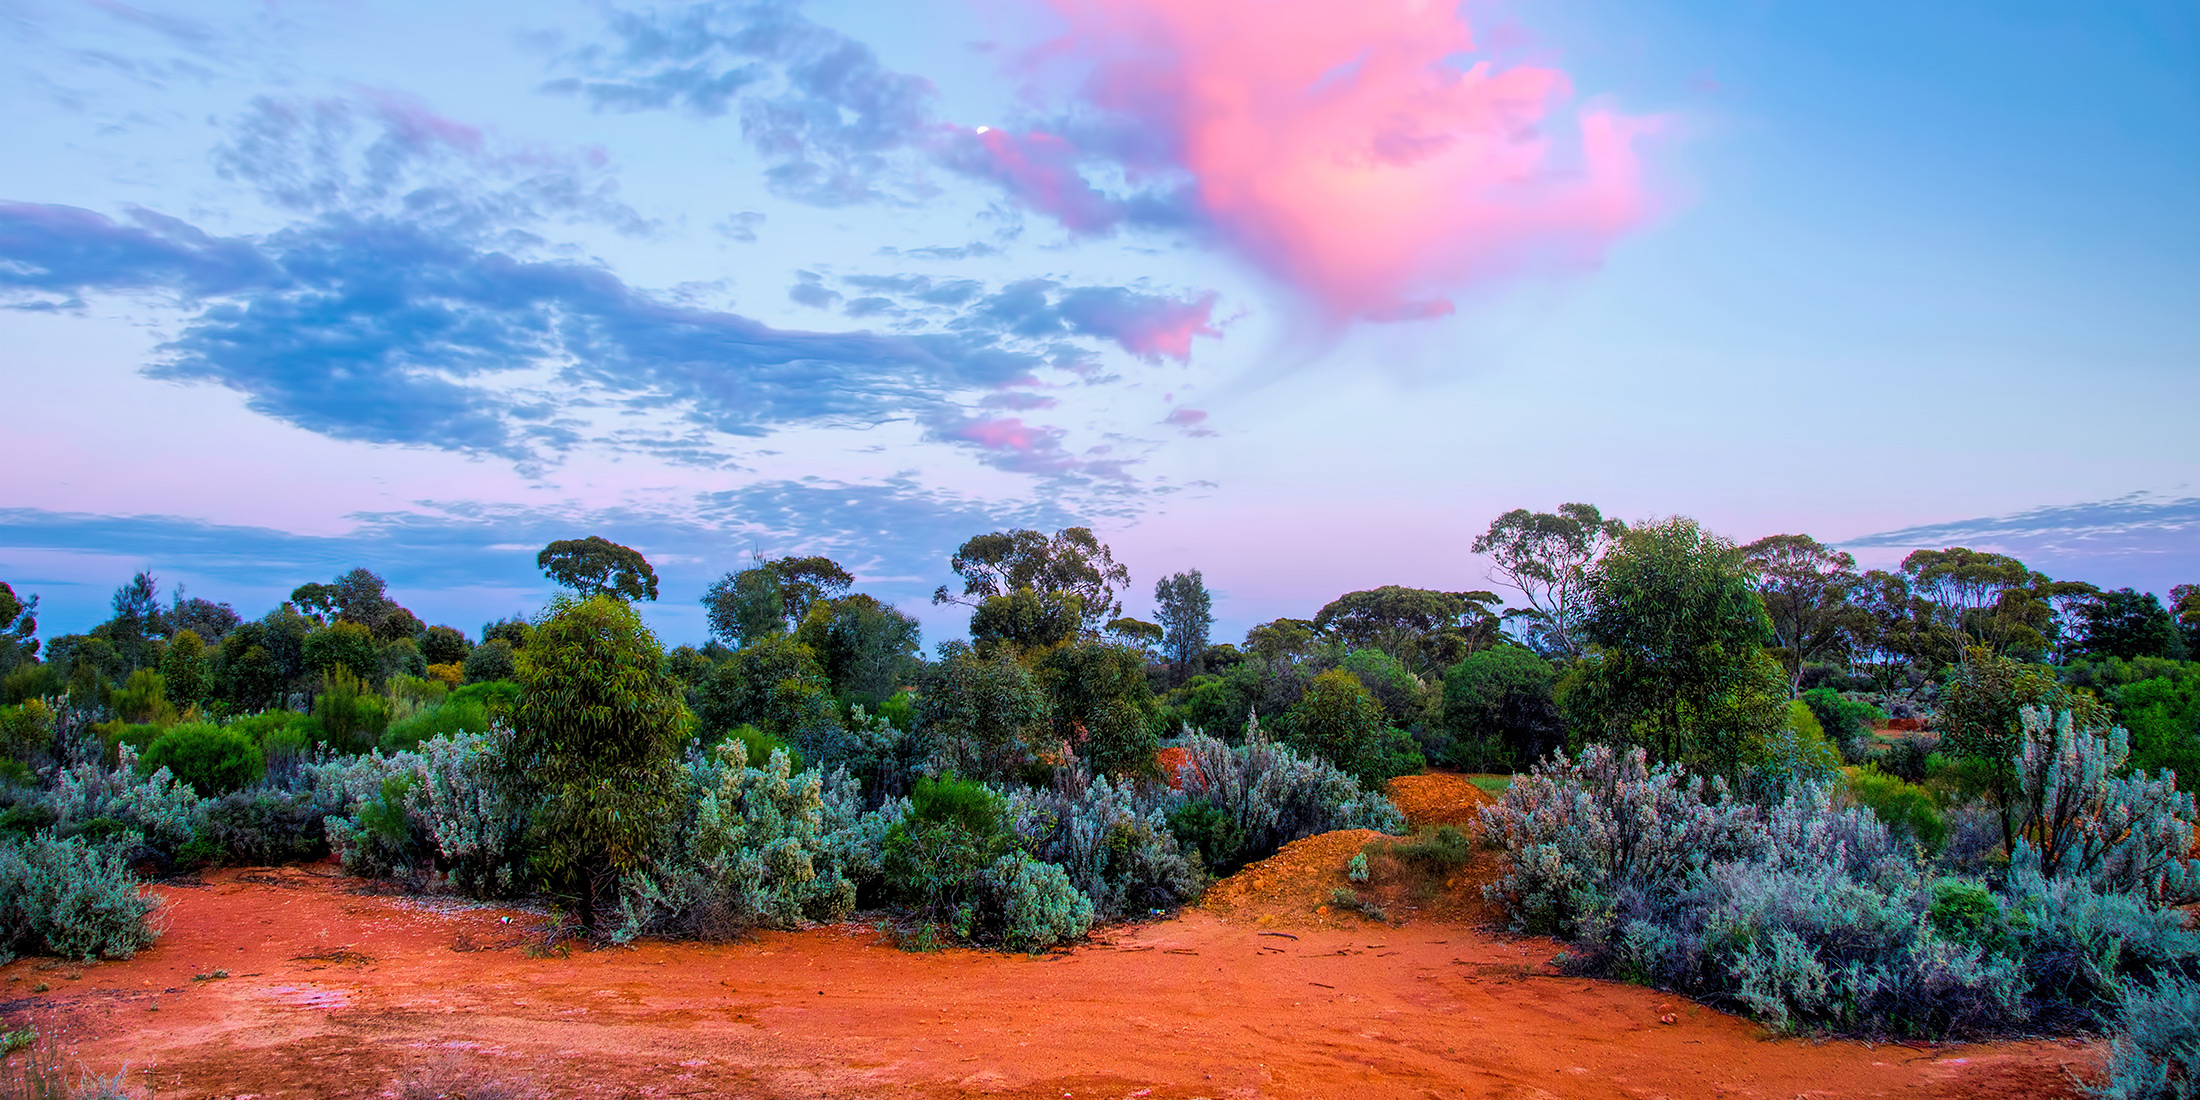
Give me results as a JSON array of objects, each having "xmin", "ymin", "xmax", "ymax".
[{"xmin": 2, "ymin": 0, "xmax": 2195, "ymax": 648}]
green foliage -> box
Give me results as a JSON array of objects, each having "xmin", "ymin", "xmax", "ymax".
[
  {"xmin": 2117, "ymin": 674, "xmax": 2200, "ymax": 792},
  {"xmin": 1926, "ymin": 880, "xmax": 2012, "ymax": 957},
  {"xmin": 1568, "ymin": 516, "xmax": 1786, "ymax": 772},
  {"xmin": 716, "ymin": 724, "xmax": 802, "ymax": 776},
  {"xmin": 1036, "ymin": 641, "xmax": 1158, "ymax": 778},
  {"xmin": 0, "ymin": 700, "xmax": 54, "ymax": 763},
  {"xmin": 883, "ymin": 777, "xmax": 1013, "ymax": 922},
  {"xmin": 793, "ymin": 593, "xmax": 921, "ymax": 707},
  {"xmin": 1743, "ymin": 534, "xmax": 1863, "ymax": 693},
  {"xmin": 2076, "ymin": 588, "xmax": 2185, "ymax": 662},
  {"xmin": 1314, "ymin": 587, "xmax": 1502, "ymax": 676},
  {"xmin": 199, "ymin": 788, "xmax": 326, "ymax": 865},
  {"xmin": 312, "ymin": 665, "xmax": 389, "ymax": 753},
  {"xmin": 304, "ymin": 620, "xmax": 381, "ymax": 684},
  {"xmin": 934, "ymin": 527, "xmax": 1130, "ymax": 631},
  {"xmin": 108, "ymin": 668, "xmax": 176, "ymax": 726},
  {"xmin": 702, "ymin": 565, "xmax": 791, "ymax": 646},
  {"xmin": 159, "ymin": 628, "xmax": 212, "ymax": 713},
  {"xmin": 1440, "ymin": 646, "xmax": 1561, "ymax": 770},
  {"xmin": 1472, "ymin": 502, "xmax": 1626, "ymax": 659},
  {"xmin": 1153, "ymin": 569, "xmax": 1215, "ymax": 677},
  {"xmin": 968, "ymin": 587, "xmax": 1084, "ymax": 659},
  {"xmin": 0, "ymin": 834, "xmax": 159, "ymax": 960},
  {"xmin": 1844, "ymin": 767, "xmax": 1948, "ymax": 849},
  {"xmin": 537, "ymin": 535, "xmax": 659, "ymax": 601},
  {"xmin": 1165, "ymin": 732, "xmax": 1406, "ymax": 871},
  {"xmin": 2014, "ymin": 707, "xmax": 2199, "ymax": 902},
  {"xmin": 1799, "ymin": 687, "xmax": 1883, "ymax": 758},
  {"xmin": 1281, "ymin": 668, "xmax": 1424, "ymax": 786},
  {"xmin": 505, "ymin": 595, "xmax": 691, "ymax": 932},
  {"xmin": 1346, "ymin": 851, "xmax": 1369, "ymax": 882},
  {"xmin": 461, "ymin": 638, "xmax": 517, "ymax": 684},
  {"xmin": 1, "ymin": 662, "xmax": 63, "ymax": 706},
  {"xmin": 913, "ymin": 646, "xmax": 1052, "ymax": 782},
  {"xmin": 419, "ymin": 624, "xmax": 471, "ymax": 667},
  {"xmin": 138, "ymin": 722, "xmax": 265, "ymax": 796}
]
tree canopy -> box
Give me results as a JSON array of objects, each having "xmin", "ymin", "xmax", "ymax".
[
  {"xmin": 1471, "ymin": 503, "xmax": 1625, "ymax": 658},
  {"xmin": 934, "ymin": 527, "xmax": 1129, "ymax": 631},
  {"xmin": 538, "ymin": 536, "xmax": 660, "ymax": 602}
]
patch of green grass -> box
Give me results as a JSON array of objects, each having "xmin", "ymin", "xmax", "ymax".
[{"xmin": 1464, "ymin": 774, "xmax": 1514, "ymax": 797}]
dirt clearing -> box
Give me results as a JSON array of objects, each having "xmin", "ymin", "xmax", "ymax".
[{"xmin": 2, "ymin": 861, "xmax": 2095, "ymax": 1100}]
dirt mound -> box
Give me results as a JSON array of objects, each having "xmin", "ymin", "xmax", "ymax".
[
  {"xmin": 0, "ymin": 864, "xmax": 2096, "ymax": 1099},
  {"xmin": 1201, "ymin": 829, "xmax": 1383, "ymax": 925},
  {"xmin": 1385, "ymin": 773, "xmax": 1496, "ymax": 828}
]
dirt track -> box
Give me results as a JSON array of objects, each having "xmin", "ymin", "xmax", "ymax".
[{"xmin": 3, "ymin": 857, "xmax": 2095, "ymax": 1100}]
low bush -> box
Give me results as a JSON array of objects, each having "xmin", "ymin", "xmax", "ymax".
[
  {"xmin": 0, "ymin": 833, "xmax": 159, "ymax": 960},
  {"xmin": 2093, "ymin": 971, "xmax": 2200, "ymax": 1100},
  {"xmin": 984, "ymin": 851, "xmax": 1093, "ymax": 952},
  {"xmin": 882, "ymin": 776, "xmax": 1012, "ymax": 929},
  {"xmin": 47, "ymin": 746, "xmax": 208, "ymax": 854},
  {"xmin": 196, "ymin": 788, "xmax": 325, "ymax": 865},
  {"xmin": 139, "ymin": 723, "xmax": 265, "ymax": 797},
  {"xmin": 1004, "ymin": 768, "xmax": 1202, "ymax": 919},
  {"xmin": 1163, "ymin": 731, "xmax": 1406, "ymax": 869},
  {"xmin": 1844, "ymin": 766, "xmax": 1947, "ymax": 850}
]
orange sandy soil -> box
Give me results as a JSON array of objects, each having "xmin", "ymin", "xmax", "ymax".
[{"xmin": 3, "ymin": 780, "xmax": 2099, "ymax": 1100}]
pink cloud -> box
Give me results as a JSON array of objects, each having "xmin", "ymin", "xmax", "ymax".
[
  {"xmin": 1163, "ymin": 405, "xmax": 1217, "ymax": 436},
  {"xmin": 1056, "ymin": 286, "xmax": 1219, "ymax": 362},
  {"xmin": 982, "ymin": 0, "xmax": 1657, "ymax": 321}
]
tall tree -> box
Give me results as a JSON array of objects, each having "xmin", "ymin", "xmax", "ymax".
[
  {"xmin": 2174, "ymin": 584, "xmax": 2200, "ymax": 657},
  {"xmin": 702, "ymin": 555, "xmax": 855, "ymax": 644},
  {"xmin": 2074, "ymin": 588, "xmax": 2184, "ymax": 660},
  {"xmin": 1153, "ymin": 569, "xmax": 1215, "ymax": 678},
  {"xmin": 1567, "ymin": 517, "xmax": 1785, "ymax": 769},
  {"xmin": 793, "ymin": 593, "xmax": 923, "ymax": 706},
  {"xmin": 505, "ymin": 595, "xmax": 690, "ymax": 933},
  {"xmin": 0, "ymin": 580, "xmax": 38, "ymax": 674},
  {"xmin": 934, "ymin": 527, "xmax": 1130, "ymax": 631},
  {"xmin": 1313, "ymin": 586, "xmax": 1502, "ymax": 675},
  {"xmin": 1471, "ymin": 503, "xmax": 1626, "ymax": 658},
  {"xmin": 1742, "ymin": 534, "xmax": 1863, "ymax": 695},
  {"xmin": 1899, "ymin": 548, "xmax": 2078, "ymax": 664},
  {"xmin": 537, "ymin": 536, "xmax": 660, "ymax": 602}
]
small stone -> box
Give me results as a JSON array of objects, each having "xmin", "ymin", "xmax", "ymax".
[{"xmin": 1659, "ymin": 1013, "xmax": 1677, "ymax": 1025}]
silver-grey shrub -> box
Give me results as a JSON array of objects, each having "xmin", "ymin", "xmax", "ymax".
[
  {"xmin": 1003, "ymin": 768, "xmax": 1201, "ymax": 919},
  {"xmin": 983, "ymin": 851, "xmax": 1093, "ymax": 952},
  {"xmin": 0, "ymin": 833, "xmax": 160, "ymax": 960},
  {"xmin": 2093, "ymin": 971, "xmax": 2200, "ymax": 1100},
  {"xmin": 46, "ymin": 745, "xmax": 208, "ymax": 853},
  {"xmin": 1164, "ymin": 732, "xmax": 1405, "ymax": 864},
  {"xmin": 1477, "ymin": 744, "xmax": 1760, "ymax": 938},
  {"xmin": 2015, "ymin": 706, "xmax": 2200, "ymax": 904}
]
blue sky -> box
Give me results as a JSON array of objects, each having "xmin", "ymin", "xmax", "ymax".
[{"xmin": 2, "ymin": 0, "xmax": 2194, "ymax": 646}]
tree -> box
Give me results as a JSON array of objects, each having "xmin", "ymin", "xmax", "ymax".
[
  {"xmin": 1471, "ymin": 503, "xmax": 1626, "ymax": 658},
  {"xmin": 933, "ymin": 527, "xmax": 1130, "ymax": 631},
  {"xmin": 2075, "ymin": 589, "xmax": 2184, "ymax": 661},
  {"xmin": 159, "ymin": 629, "xmax": 211, "ymax": 714},
  {"xmin": 419, "ymin": 625, "xmax": 471, "ymax": 667},
  {"xmin": 1899, "ymin": 548, "xmax": 2074, "ymax": 664},
  {"xmin": 1281, "ymin": 668, "xmax": 1424, "ymax": 786},
  {"xmin": 1243, "ymin": 618, "xmax": 1322, "ymax": 664},
  {"xmin": 1566, "ymin": 516, "xmax": 1785, "ymax": 770},
  {"xmin": 1104, "ymin": 617, "xmax": 1164, "ymax": 653},
  {"xmin": 0, "ymin": 581, "xmax": 37, "ymax": 674},
  {"xmin": 292, "ymin": 567, "xmax": 404, "ymax": 633},
  {"xmin": 1036, "ymin": 640, "xmax": 1158, "ymax": 777},
  {"xmin": 1741, "ymin": 534, "xmax": 1863, "ymax": 695},
  {"xmin": 1848, "ymin": 569, "xmax": 1947, "ymax": 693},
  {"xmin": 2174, "ymin": 584, "xmax": 2200, "ymax": 656},
  {"xmin": 505, "ymin": 595, "xmax": 691, "ymax": 933},
  {"xmin": 793, "ymin": 593, "xmax": 922, "ymax": 707},
  {"xmin": 968, "ymin": 588, "xmax": 1084, "ymax": 660},
  {"xmin": 165, "ymin": 592, "xmax": 241, "ymax": 644},
  {"xmin": 1153, "ymin": 570, "xmax": 1215, "ymax": 678},
  {"xmin": 1441, "ymin": 647, "xmax": 1563, "ymax": 769},
  {"xmin": 702, "ymin": 556, "xmax": 854, "ymax": 644},
  {"xmin": 1937, "ymin": 649, "xmax": 2110, "ymax": 850},
  {"xmin": 914, "ymin": 644, "xmax": 1053, "ymax": 782},
  {"xmin": 303, "ymin": 621, "xmax": 380, "ymax": 685},
  {"xmin": 1313, "ymin": 586, "xmax": 1501, "ymax": 675},
  {"xmin": 537, "ymin": 536, "xmax": 659, "ymax": 602}
]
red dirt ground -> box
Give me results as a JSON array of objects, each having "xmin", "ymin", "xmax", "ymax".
[{"xmin": 3, "ymin": 843, "xmax": 2099, "ymax": 1099}]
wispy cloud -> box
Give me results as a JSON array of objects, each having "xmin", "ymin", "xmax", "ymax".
[{"xmin": 1844, "ymin": 492, "xmax": 2200, "ymax": 590}]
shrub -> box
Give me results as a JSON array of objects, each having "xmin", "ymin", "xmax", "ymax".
[
  {"xmin": 462, "ymin": 638, "xmax": 517, "ymax": 684},
  {"xmin": 0, "ymin": 834, "xmax": 159, "ymax": 959},
  {"xmin": 2014, "ymin": 706, "xmax": 2199, "ymax": 904},
  {"xmin": 2093, "ymin": 972, "xmax": 2200, "ymax": 1100},
  {"xmin": 48, "ymin": 745, "xmax": 208, "ymax": 854},
  {"xmin": 1800, "ymin": 687, "xmax": 1884, "ymax": 759},
  {"xmin": 198, "ymin": 788, "xmax": 325, "ymax": 865},
  {"xmin": 715, "ymin": 724, "xmax": 802, "ymax": 776},
  {"xmin": 1164, "ymin": 732, "xmax": 1405, "ymax": 868},
  {"xmin": 882, "ymin": 776, "xmax": 1012, "ymax": 926},
  {"xmin": 1165, "ymin": 799, "xmax": 1248, "ymax": 875},
  {"xmin": 0, "ymin": 700, "xmax": 54, "ymax": 764},
  {"xmin": 139, "ymin": 723, "xmax": 265, "ymax": 796},
  {"xmin": 328, "ymin": 775, "xmax": 421, "ymax": 880},
  {"xmin": 380, "ymin": 695, "xmax": 495, "ymax": 752},
  {"xmin": 1282, "ymin": 668, "xmax": 1425, "ymax": 786},
  {"xmin": 1003, "ymin": 768, "xmax": 1202, "ymax": 919},
  {"xmin": 984, "ymin": 852, "xmax": 1092, "ymax": 952},
  {"xmin": 312, "ymin": 666, "xmax": 390, "ymax": 753},
  {"xmin": 405, "ymin": 732, "xmax": 525, "ymax": 898},
  {"xmin": 1477, "ymin": 744, "xmax": 1760, "ymax": 938},
  {"xmin": 1844, "ymin": 766, "xmax": 1948, "ymax": 850},
  {"xmin": 618, "ymin": 742, "xmax": 858, "ymax": 942}
]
